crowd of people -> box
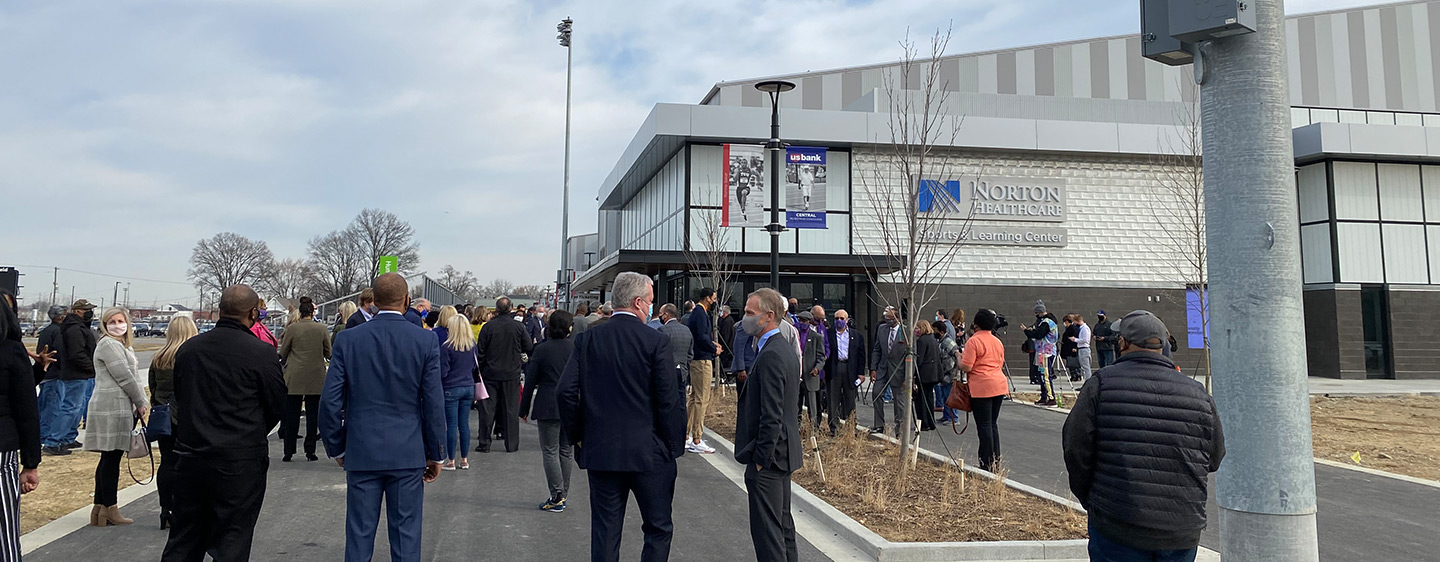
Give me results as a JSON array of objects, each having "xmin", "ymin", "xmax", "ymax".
[{"xmin": 0, "ymin": 274, "xmax": 1226, "ymax": 562}]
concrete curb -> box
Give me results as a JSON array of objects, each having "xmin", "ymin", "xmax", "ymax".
[
  {"xmin": 21, "ymin": 477, "xmax": 156, "ymax": 555},
  {"xmin": 704, "ymin": 428, "xmax": 1090, "ymax": 561}
]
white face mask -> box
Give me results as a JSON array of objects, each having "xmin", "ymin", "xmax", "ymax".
[{"xmin": 106, "ymin": 322, "xmax": 128, "ymax": 337}]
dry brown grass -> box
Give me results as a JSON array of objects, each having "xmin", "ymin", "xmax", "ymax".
[
  {"xmin": 21, "ymin": 448, "xmax": 154, "ymax": 534},
  {"xmin": 1310, "ymin": 396, "xmax": 1440, "ymax": 481},
  {"xmin": 706, "ymin": 393, "xmax": 1086, "ymax": 543}
]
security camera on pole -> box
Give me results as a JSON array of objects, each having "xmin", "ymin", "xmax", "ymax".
[{"xmin": 1143, "ymin": 1, "xmax": 1319, "ymax": 560}]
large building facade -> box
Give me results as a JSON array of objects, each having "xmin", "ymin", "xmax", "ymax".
[{"xmin": 571, "ymin": 0, "xmax": 1440, "ymax": 379}]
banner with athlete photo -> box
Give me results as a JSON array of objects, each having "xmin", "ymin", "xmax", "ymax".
[
  {"xmin": 722, "ymin": 144, "xmax": 766, "ymax": 227},
  {"xmin": 784, "ymin": 146, "xmax": 827, "ymax": 229}
]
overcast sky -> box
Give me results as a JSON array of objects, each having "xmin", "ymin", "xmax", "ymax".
[{"xmin": 0, "ymin": 0, "xmax": 1379, "ymax": 308}]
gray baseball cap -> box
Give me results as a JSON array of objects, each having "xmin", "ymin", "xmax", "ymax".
[{"xmin": 1111, "ymin": 310, "xmax": 1168, "ymax": 350}]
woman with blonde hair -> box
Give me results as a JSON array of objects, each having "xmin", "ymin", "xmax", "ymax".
[
  {"xmin": 439, "ymin": 314, "xmax": 478, "ymax": 470},
  {"xmin": 148, "ymin": 315, "xmax": 196, "ymax": 529},
  {"xmin": 84, "ymin": 308, "xmax": 148, "ymax": 526},
  {"xmin": 912, "ymin": 320, "xmax": 940, "ymax": 432},
  {"xmin": 470, "ymin": 305, "xmax": 490, "ymax": 339},
  {"xmin": 332, "ymin": 301, "xmax": 358, "ymax": 343}
]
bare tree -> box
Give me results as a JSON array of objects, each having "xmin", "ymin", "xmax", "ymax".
[
  {"xmin": 306, "ymin": 230, "xmax": 367, "ymax": 302},
  {"xmin": 1149, "ymin": 80, "xmax": 1210, "ymax": 389},
  {"xmin": 437, "ymin": 265, "xmax": 480, "ymax": 302},
  {"xmin": 260, "ymin": 258, "xmax": 313, "ymax": 306},
  {"xmin": 481, "ymin": 279, "xmax": 515, "ymax": 299},
  {"xmin": 348, "ymin": 209, "xmax": 421, "ymax": 277},
  {"xmin": 683, "ymin": 179, "xmax": 739, "ymax": 396},
  {"xmin": 187, "ymin": 233, "xmax": 275, "ymax": 298},
  {"xmin": 513, "ymin": 284, "xmax": 545, "ymax": 298},
  {"xmin": 855, "ymin": 26, "xmax": 978, "ymax": 473}
]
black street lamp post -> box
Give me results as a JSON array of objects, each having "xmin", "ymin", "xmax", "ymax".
[{"xmin": 754, "ymin": 80, "xmax": 795, "ymax": 290}]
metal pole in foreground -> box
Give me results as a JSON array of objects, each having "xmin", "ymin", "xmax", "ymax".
[
  {"xmin": 558, "ymin": 18, "xmax": 574, "ymax": 312},
  {"xmin": 1200, "ymin": 1, "xmax": 1319, "ymax": 559},
  {"xmin": 754, "ymin": 80, "xmax": 793, "ymax": 289},
  {"xmin": 767, "ymin": 99, "xmax": 781, "ymax": 289}
]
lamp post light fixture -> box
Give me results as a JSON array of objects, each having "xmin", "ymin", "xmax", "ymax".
[
  {"xmin": 557, "ymin": 17, "xmax": 574, "ymax": 311},
  {"xmin": 754, "ymin": 79, "xmax": 795, "ymax": 289}
]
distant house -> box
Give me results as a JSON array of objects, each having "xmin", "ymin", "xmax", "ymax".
[{"xmin": 159, "ymin": 304, "xmax": 191, "ymax": 314}]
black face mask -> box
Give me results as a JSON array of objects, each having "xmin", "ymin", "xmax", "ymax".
[
  {"xmin": 788, "ymin": 303, "xmax": 797, "ymax": 314},
  {"xmin": 82, "ymin": 310, "xmax": 95, "ymax": 323}
]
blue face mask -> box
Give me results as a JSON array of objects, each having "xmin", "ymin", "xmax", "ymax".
[
  {"xmin": 259, "ymin": 309, "xmax": 268, "ymax": 320},
  {"xmin": 647, "ymin": 302, "xmax": 654, "ymax": 318}
]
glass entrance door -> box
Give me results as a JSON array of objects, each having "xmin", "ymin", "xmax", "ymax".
[{"xmin": 1359, "ymin": 285, "xmax": 1393, "ymax": 379}]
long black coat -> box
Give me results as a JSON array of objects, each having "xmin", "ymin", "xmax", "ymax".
[
  {"xmin": 520, "ymin": 337, "xmax": 573, "ymax": 421},
  {"xmin": 915, "ymin": 333, "xmax": 942, "ymax": 385},
  {"xmin": 172, "ymin": 318, "xmax": 287, "ymax": 459},
  {"xmin": 0, "ymin": 303, "xmax": 41, "ymax": 469}
]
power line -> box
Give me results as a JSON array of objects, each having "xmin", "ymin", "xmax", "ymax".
[{"xmin": 5, "ymin": 264, "xmax": 192, "ymax": 286}]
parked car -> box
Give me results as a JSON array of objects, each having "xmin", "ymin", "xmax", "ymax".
[
  {"xmin": 19, "ymin": 323, "xmax": 34, "ymax": 337},
  {"xmin": 132, "ymin": 322, "xmax": 151, "ymax": 337},
  {"xmin": 151, "ymin": 323, "xmax": 169, "ymax": 337}
]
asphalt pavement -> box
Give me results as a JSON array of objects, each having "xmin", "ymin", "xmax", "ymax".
[
  {"xmin": 849, "ymin": 384, "xmax": 1439, "ymax": 561},
  {"xmin": 26, "ymin": 410, "xmax": 833, "ymax": 562}
]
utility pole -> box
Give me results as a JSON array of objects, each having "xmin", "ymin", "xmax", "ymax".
[
  {"xmin": 557, "ymin": 17, "xmax": 574, "ymax": 313},
  {"xmin": 50, "ymin": 267, "xmax": 57, "ymax": 307},
  {"xmin": 1198, "ymin": 1, "xmax": 1319, "ymax": 559},
  {"xmin": 112, "ymin": 282, "xmax": 120, "ymax": 309}
]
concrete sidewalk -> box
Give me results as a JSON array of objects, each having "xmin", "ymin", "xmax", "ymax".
[
  {"xmin": 850, "ymin": 388, "xmax": 1437, "ymax": 562},
  {"xmin": 25, "ymin": 411, "xmax": 833, "ymax": 562}
]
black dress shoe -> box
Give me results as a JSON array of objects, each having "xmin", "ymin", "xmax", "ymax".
[
  {"xmin": 282, "ymin": 454, "xmax": 293, "ymax": 462},
  {"xmin": 475, "ymin": 445, "xmax": 490, "ymax": 453},
  {"xmin": 160, "ymin": 511, "xmax": 171, "ymax": 530},
  {"xmin": 306, "ymin": 453, "xmax": 318, "ymax": 462},
  {"xmin": 65, "ymin": 441, "xmax": 82, "ymax": 449}
]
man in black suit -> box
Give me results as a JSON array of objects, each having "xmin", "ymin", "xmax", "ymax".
[
  {"xmin": 557, "ymin": 272, "xmax": 684, "ymax": 562},
  {"xmin": 734, "ymin": 288, "xmax": 802, "ymax": 562},
  {"xmin": 163, "ymin": 285, "xmax": 287, "ymax": 561},
  {"xmin": 476, "ymin": 296, "xmax": 533, "ymax": 453},
  {"xmin": 824, "ymin": 309, "xmax": 865, "ymax": 434},
  {"xmin": 869, "ymin": 307, "xmax": 904, "ymax": 435}
]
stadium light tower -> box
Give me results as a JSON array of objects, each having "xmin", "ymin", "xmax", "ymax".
[{"xmin": 557, "ymin": 17, "xmax": 574, "ymax": 311}]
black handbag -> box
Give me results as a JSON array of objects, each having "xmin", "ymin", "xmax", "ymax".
[{"xmin": 145, "ymin": 404, "xmax": 172, "ymax": 441}]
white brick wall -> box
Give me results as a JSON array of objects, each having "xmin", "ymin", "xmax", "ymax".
[{"xmin": 851, "ymin": 146, "xmax": 1197, "ymax": 288}]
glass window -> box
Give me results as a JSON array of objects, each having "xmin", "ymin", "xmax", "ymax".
[
  {"xmin": 1301, "ymin": 224, "xmax": 1333, "ymax": 284},
  {"xmin": 1367, "ymin": 111, "xmax": 1395, "ymax": 125},
  {"xmin": 1424, "ymin": 166, "xmax": 1440, "ymax": 223},
  {"xmin": 1378, "ymin": 164, "xmax": 1424, "ymax": 222},
  {"xmin": 826, "ymin": 151, "xmax": 851, "ymax": 212},
  {"xmin": 1332, "ymin": 162, "xmax": 1379, "ymax": 220},
  {"xmin": 1382, "ymin": 224, "xmax": 1429, "ymax": 284},
  {"xmin": 1291, "ymin": 107, "xmax": 1311, "ymax": 127},
  {"xmin": 690, "ymin": 145, "xmax": 725, "ymax": 207},
  {"xmin": 1311, "ymin": 108, "xmax": 1340, "ymax": 123},
  {"xmin": 1337, "ymin": 223, "xmax": 1384, "ymax": 283},
  {"xmin": 1429, "ymin": 226, "xmax": 1440, "ymax": 284},
  {"xmin": 1297, "ymin": 164, "xmax": 1329, "ymax": 224},
  {"xmin": 1396, "ymin": 113, "xmax": 1424, "ymax": 126},
  {"xmin": 1425, "ymin": 114, "xmax": 1440, "ymax": 127},
  {"xmin": 1339, "ymin": 110, "xmax": 1368, "ymax": 124}
]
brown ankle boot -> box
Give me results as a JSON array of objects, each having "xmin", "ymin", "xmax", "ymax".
[
  {"xmin": 103, "ymin": 505, "xmax": 133, "ymax": 525},
  {"xmin": 89, "ymin": 505, "xmax": 104, "ymax": 526}
]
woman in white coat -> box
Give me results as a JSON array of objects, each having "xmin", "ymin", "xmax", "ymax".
[{"xmin": 83, "ymin": 308, "xmax": 148, "ymax": 526}]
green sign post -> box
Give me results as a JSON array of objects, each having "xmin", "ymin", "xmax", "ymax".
[{"xmin": 377, "ymin": 256, "xmax": 399, "ymax": 275}]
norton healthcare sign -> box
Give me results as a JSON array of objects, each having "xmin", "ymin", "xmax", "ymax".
[{"xmin": 917, "ymin": 176, "xmax": 1069, "ymax": 247}]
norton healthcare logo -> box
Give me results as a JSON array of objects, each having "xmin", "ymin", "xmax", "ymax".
[{"xmin": 918, "ymin": 177, "xmax": 1067, "ymax": 222}]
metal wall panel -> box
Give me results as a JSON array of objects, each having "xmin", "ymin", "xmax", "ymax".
[
  {"xmin": 1301, "ymin": 223, "xmax": 1335, "ymax": 284},
  {"xmin": 1378, "ymin": 163, "xmax": 1425, "ymax": 222},
  {"xmin": 1383, "ymin": 223, "xmax": 1430, "ymax": 283},
  {"xmin": 1298, "ymin": 163, "xmax": 1330, "ymax": 224},
  {"xmin": 1337, "ymin": 222, "xmax": 1385, "ymax": 283},
  {"xmin": 1333, "ymin": 161, "xmax": 1380, "ymax": 220}
]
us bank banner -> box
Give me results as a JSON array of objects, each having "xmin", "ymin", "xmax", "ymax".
[
  {"xmin": 784, "ymin": 147, "xmax": 827, "ymax": 229},
  {"xmin": 722, "ymin": 144, "xmax": 766, "ymax": 227}
]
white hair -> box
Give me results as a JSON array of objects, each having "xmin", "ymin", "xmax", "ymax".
[{"xmin": 611, "ymin": 272, "xmax": 652, "ymax": 310}]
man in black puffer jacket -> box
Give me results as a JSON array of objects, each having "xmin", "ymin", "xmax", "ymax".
[{"xmin": 1062, "ymin": 310, "xmax": 1225, "ymax": 561}]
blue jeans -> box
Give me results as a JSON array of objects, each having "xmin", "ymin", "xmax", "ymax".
[
  {"xmin": 56, "ymin": 379, "xmax": 94, "ymax": 446},
  {"xmin": 1087, "ymin": 524, "xmax": 1197, "ymax": 562},
  {"xmin": 37, "ymin": 381, "xmax": 67, "ymax": 447},
  {"xmin": 935, "ymin": 383, "xmax": 956, "ymax": 422},
  {"xmin": 1098, "ymin": 348, "xmax": 1117, "ymax": 369},
  {"xmin": 443, "ymin": 386, "xmax": 474, "ymax": 461}
]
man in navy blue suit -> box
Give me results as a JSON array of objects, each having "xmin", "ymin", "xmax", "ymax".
[
  {"xmin": 320, "ymin": 273, "xmax": 446, "ymax": 562},
  {"xmin": 557, "ymin": 271, "xmax": 685, "ymax": 562}
]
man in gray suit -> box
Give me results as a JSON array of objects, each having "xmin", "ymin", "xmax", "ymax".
[
  {"xmin": 869, "ymin": 307, "xmax": 904, "ymax": 435},
  {"xmin": 656, "ymin": 304, "xmax": 693, "ymax": 411},
  {"xmin": 734, "ymin": 288, "xmax": 801, "ymax": 562}
]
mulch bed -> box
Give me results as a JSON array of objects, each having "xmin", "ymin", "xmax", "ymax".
[{"xmin": 705, "ymin": 392, "xmax": 1086, "ymax": 543}]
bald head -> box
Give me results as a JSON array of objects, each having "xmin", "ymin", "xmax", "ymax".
[
  {"xmin": 219, "ymin": 285, "xmax": 260, "ymax": 326},
  {"xmin": 373, "ymin": 273, "xmax": 410, "ymax": 311}
]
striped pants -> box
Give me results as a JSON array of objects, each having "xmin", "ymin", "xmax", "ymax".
[{"xmin": 0, "ymin": 450, "xmax": 20, "ymax": 562}]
